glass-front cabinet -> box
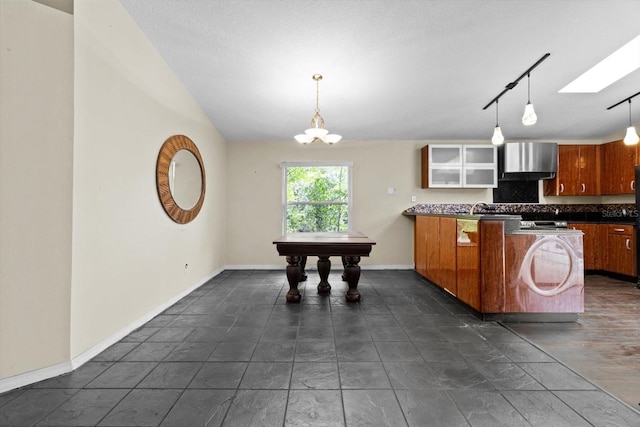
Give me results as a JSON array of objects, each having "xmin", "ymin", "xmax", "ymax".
[
  {"xmin": 463, "ymin": 145, "xmax": 497, "ymax": 188},
  {"xmin": 422, "ymin": 144, "xmax": 497, "ymax": 188},
  {"xmin": 428, "ymin": 145, "xmax": 462, "ymax": 187}
]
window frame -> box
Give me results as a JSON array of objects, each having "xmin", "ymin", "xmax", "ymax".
[{"xmin": 281, "ymin": 161, "xmax": 353, "ymax": 234}]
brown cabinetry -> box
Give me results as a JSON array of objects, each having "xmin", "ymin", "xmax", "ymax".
[
  {"xmin": 412, "ymin": 215, "xmax": 585, "ymax": 317},
  {"xmin": 456, "ymin": 219, "xmax": 481, "ymax": 310},
  {"xmin": 439, "ymin": 217, "xmax": 457, "ymax": 295},
  {"xmin": 605, "ymin": 224, "xmax": 636, "ymax": 277},
  {"xmin": 424, "ymin": 216, "xmax": 440, "ymax": 283},
  {"xmin": 544, "ymin": 144, "xmax": 600, "ymax": 196},
  {"xmin": 414, "ymin": 216, "xmax": 428, "ymax": 277},
  {"xmin": 567, "ymin": 223, "xmax": 604, "ymax": 270},
  {"xmin": 414, "ymin": 215, "xmax": 457, "ymax": 295},
  {"xmin": 600, "ymin": 140, "xmax": 637, "ymax": 195}
]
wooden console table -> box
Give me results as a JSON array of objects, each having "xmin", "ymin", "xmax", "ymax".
[{"xmin": 273, "ymin": 232, "xmax": 376, "ymax": 302}]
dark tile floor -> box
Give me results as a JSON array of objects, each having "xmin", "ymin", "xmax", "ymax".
[
  {"xmin": 1, "ymin": 270, "xmax": 639, "ymax": 426},
  {"xmin": 507, "ymin": 274, "xmax": 640, "ymax": 410}
]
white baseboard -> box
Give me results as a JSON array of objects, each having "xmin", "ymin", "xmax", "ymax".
[
  {"xmin": 224, "ymin": 265, "xmax": 283, "ymax": 270},
  {"xmin": 225, "ymin": 264, "xmax": 414, "ymax": 271},
  {"xmin": 0, "ymin": 361, "xmax": 72, "ymax": 394},
  {"xmin": 0, "ymin": 267, "xmax": 223, "ymax": 395},
  {"xmin": 361, "ymin": 264, "xmax": 414, "ymax": 270}
]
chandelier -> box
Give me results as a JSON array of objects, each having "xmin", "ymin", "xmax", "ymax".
[{"xmin": 294, "ymin": 74, "xmax": 342, "ymax": 144}]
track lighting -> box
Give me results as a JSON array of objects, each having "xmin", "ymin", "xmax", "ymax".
[
  {"xmin": 483, "ymin": 53, "xmax": 549, "ymax": 134},
  {"xmin": 606, "ymin": 91, "xmax": 640, "ymax": 146},
  {"xmin": 492, "ymin": 100, "xmax": 505, "ymax": 145},
  {"xmin": 624, "ymin": 100, "xmax": 639, "ymax": 145},
  {"xmin": 522, "ymin": 73, "xmax": 538, "ymax": 126}
]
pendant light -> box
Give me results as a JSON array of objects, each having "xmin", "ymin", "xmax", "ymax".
[
  {"xmin": 294, "ymin": 74, "xmax": 342, "ymax": 145},
  {"xmin": 491, "ymin": 99, "xmax": 505, "ymax": 145},
  {"xmin": 623, "ymin": 99, "xmax": 639, "ymax": 145},
  {"xmin": 522, "ymin": 73, "xmax": 538, "ymax": 126}
]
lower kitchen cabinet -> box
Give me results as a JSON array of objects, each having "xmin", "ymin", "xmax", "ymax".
[
  {"xmin": 439, "ymin": 217, "xmax": 457, "ymax": 295},
  {"xmin": 605, "ymin": 224, "xmax": 637, "ymax": 277},
  {"xmin": 424, "ymin": 216, "xmax": 440, "ymax": 284},
  {"xmin": 414, "ymin": 216, "xmax": 428, "ymax": 277},
  {"xmin": 568, "ymin": 223, "xmax": 603, "ymax": 270},
  {"xmin": 412, "ymin": 215, "xmax": 584, "ymax": 317},
  {"xmin": 414, "ymin": 215, "xmax": 457, "ymax": 295},
  {"xmin": 456, "ymin": 219, "xmax": 480, "ymax": 310},
  {"xmin": 569, "ymin": 222, "xmax": 637, "ymax": 277}
]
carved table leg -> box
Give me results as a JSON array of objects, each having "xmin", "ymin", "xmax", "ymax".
[
  {"xmin": 285, "ymin": 255, "xmax": 302, "ymax": 303},
  {"xmin": 341, "ymin": 256, "xmax": 347, "ymax": 281},
  {"xmin": 299, "ymin": 255, "xmax": 308, "ymax": 282},
  {"xmin": 343, "ymin": 255, "xmax": 362, "ymax": 302},
  {"xmin": 317, "ymin": 256, "xmax": 332, "ymax": 294}
]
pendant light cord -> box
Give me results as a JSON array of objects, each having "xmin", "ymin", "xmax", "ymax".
[
  {"xmin": 629, "ymin": 99, "xmax": 633, "ymax": 126},
  {"xmin": 315, "ymin": 77, "xmax": 320, "ymax": 114},
  {"xmin": 527, "ymin": 73, "xmax": 531, "ymax": 103},
  {"xmin": 495, "ymin": 99, "xmax": 499, "ymax": 127}
]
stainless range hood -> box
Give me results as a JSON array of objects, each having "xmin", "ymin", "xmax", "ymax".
[{"xmin": 499, "ymin": 142, "xmax": 558, "ymax": 181}]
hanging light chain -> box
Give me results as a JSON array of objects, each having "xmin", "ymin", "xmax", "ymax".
[{"xmin": 314, "ymin": 74, "xmax": 322, "ymax": 113}]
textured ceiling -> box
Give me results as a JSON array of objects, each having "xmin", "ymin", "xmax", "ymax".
[{"xmin": 119, "ymin": 0, "xmax": 640, "ymax": 142}]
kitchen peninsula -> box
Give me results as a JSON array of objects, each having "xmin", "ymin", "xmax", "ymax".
[{"xmin": 404, "ymin": 204, "xmax": 590, "ymax": 321}]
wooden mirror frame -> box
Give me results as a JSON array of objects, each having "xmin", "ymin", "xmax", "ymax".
[{"xmin": 156, "ymin": 134, "xmax": 206, "ymax": 224}]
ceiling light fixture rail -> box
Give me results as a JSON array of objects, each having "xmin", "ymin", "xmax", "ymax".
[{"xmin": 482, "ymin": 53, "xmax": 551, "ymax": 110}]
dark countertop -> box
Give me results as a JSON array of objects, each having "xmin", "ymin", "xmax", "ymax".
[{"xmin": 402, "ymin": 203, "xmax": 637, "ymax": 225}]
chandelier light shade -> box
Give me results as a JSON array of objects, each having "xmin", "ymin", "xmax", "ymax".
[
  {"xmin": 491, "ymin": 100, "xmax": 505, "ymax": 145},
  {"xmin": 294, "ymin": 74, "xmax": 342, "ymax": 145},
  {"xmin": 522, "ymin": 73, "xmax": 538, "ymax": 126},
  {"xmin": 624, "ymin": 100, "xmax": 639, "ymax": 145}
]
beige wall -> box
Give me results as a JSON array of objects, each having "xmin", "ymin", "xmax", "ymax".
[
  {"xmin": 226, "ymin": 140, "xmax": 497, "ymax": 268},
  {"xmin": 70, "ymin": 0, "xmax": 227, "ymax": 358},
  {"xmin": 0, "ymin": 0, "xmax": 74, "ymax": 380},
  {"xmin": 1, "ymin": 0, "xmax": 227, "ymax": 386}
]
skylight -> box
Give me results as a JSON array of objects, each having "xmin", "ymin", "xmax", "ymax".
[{"xmin": 559, "ymin": 34, "xmax": 640, "ymax": 93}]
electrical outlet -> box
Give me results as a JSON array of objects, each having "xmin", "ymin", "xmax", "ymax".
[{"xmin": 411, "ymin": 195, "xmax": 416, "ymax": 202}]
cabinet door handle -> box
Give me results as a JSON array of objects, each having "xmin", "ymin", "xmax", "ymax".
[
  {"xmin": 560, "ymin": 183, "xmax": 564, "ymax": 193},
  {"xmin": 632, "ymin": 180, "xmax": 636, "ymax": 191},
  {"xmin": 626, "ymin": 238, "xmax": 631, "ymax": 250},
  {"xmin": 581, "ymin": 183, "xmax": 586, "ymax": 193},
  {"xmin": 613, "ymin": 228, "xmax": 625, "ymax": 232}
]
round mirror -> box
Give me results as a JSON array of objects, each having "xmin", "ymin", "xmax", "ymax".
[
  {"xmin": 156, "ymin": 135, "xmax": 206, "ymax": 224},
  {"xmin": 170, "ymin": 149, "xmax": 202, "ymax": 210}
]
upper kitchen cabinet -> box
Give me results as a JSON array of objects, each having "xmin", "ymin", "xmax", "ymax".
[
  {"xmin": 543, "ymin": 144, "xmax": 600, "ymax": 196},
  {"xmin": 421, "ymin": 144, "xmax": 497, "ymax": 188},
  {"xmin": 600, "ymin": 140, "xmax": 637, "ymax": 195}
]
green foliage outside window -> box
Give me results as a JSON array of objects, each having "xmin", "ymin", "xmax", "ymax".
[{"xmin": 286, "ymin": 165, "xmax": 349, "ymax": 232}]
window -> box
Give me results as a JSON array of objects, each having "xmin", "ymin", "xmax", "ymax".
[{"xmin": 282, "ymin": 162, "xmax": 352, "ymax": 233}]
